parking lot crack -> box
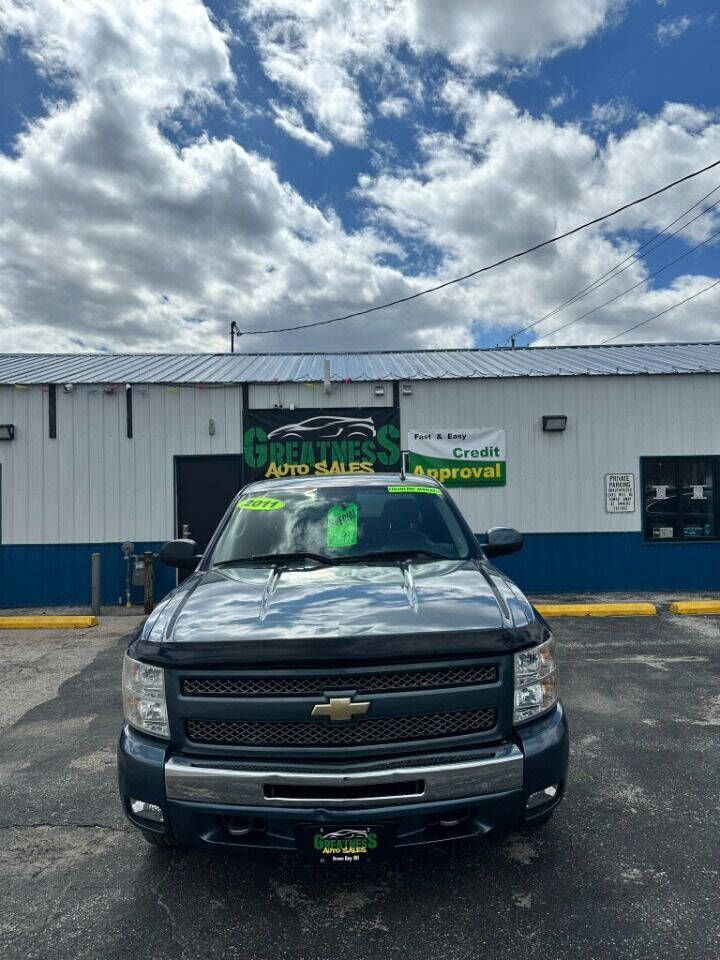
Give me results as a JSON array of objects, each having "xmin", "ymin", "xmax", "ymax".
[
  {"xmin": 153, "ymin": 863, "xmax": 186, "ymax": 959},
  {"xmin": 0, "ymin": 821, "xmax": 127, "ymax": 831}
]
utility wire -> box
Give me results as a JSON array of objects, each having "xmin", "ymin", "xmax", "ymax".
[
  {"xmin": 233, "ymin": 158, "xmax": 720, "ymax": 338},
  {"xmin": 529, "ymin": 226, "xmax": 720, "ymax": 345},
  {"xmin": 504, "ymin": 182, "xmax": 720, "ymax": 343},
  {"xmin": 600, "ymin": 278, "xmax": 720, "ymax": 345}
]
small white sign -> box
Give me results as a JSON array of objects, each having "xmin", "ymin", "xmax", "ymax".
[
  {"xmin": 654, "ymin": 484, "xmax": 669, "ymax": 501},
  {"xmin": 605, "ymin": 473, "xmax": 635, "ymax": 513},
  {"xmin": 653, "ymin": 526, "xmax": 674, "ymax": 539},
  {"xmin": 691, "ymin": 485, "xmax": 706, "ymax": 500}
]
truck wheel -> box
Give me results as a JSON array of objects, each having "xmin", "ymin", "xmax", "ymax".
[{"xmin": 141, "ymin": 830, "xmax": 180, "ymax": 848}]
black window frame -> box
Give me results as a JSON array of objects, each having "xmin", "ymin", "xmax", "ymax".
[{"xmin": 640, "ymin": 455, "xmax": 720, "ymax": 543}]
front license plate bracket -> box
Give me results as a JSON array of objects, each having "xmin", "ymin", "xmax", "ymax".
[{"xmin": 299, "ymin": 824, "xmax": 391, "ymax": 863}]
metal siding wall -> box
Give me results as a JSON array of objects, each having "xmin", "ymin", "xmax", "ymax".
[
  {"xmin": 400, "ymin": 374, "xmax": 720, "ymax": 534},
  {"xmin": 4, "ymin": 373, "xmax": 720, "ymax": 602},
  {"xmin": 0, "ymin": 383, "xmax": 243, "ymax": 546},
  {"xmin": 248, "ymin": 382, "xmax": 388, "ymax": 408}
]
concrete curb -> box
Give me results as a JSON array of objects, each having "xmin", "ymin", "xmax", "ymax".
[
  {"xmin": 0, "ymin": 615, "xmax": 99, "ymax": 629},
  {"xmin": 669, "ymin": 600, "xmax": 720, "ymax": 615},
  {"xmin": 535, "ymin": 602, "xmax": 657, "ymax": 617}
]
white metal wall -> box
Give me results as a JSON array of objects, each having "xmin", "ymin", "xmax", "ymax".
[
  {"xmin": 248, "ymin": 382, "xmax": 391, "ymax": 408},
  {"xmin": 0, "ymin": 384, "xmax": 242, "ymax": 545},
  {"xmin": 401, "ymin": 373, "xmax": 720, "ymax": 534},
  {"xmin": 3, "ymin": 372, "xmax": 720, "ymax": 546}
]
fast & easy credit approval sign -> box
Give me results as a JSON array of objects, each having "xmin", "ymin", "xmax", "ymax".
[{"xmin": 407, "ymin": 428, "xmax": 506, "ymax": 487}]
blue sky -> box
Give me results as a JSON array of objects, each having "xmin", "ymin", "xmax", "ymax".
[{"xmin": 1, "ymin": 0, "xmax": 719, "ymax": 353}]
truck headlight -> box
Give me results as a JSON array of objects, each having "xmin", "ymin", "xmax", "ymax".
[
  {"xmin": 122, "ymin": 654, "xmax": 169, "ymax": 739},
  {"xmin": 513, "ymin": 638, "xmax": 559, "ymax": 724}
]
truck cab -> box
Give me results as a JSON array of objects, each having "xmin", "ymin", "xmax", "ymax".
[{"xmin": 118, "ymin": 473, "xmax": 568, "ymax": 861}]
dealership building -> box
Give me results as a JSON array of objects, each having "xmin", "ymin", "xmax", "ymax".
[{"xmin": 1, "ymin": 342, "xmax": 720, "ymax": 608}]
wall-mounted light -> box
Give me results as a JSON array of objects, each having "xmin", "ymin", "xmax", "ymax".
[
  {"xmin": 63, "ymin": 383, "xmax": 74, "ymax": 394},
  {"xmin": 0, "ymin": 424, "xmax": 15, "ymax": 441},
  {"xmin": 542, "ymin": 415, "xmax": 568, "ymax": 432},
  {"xmin": 208, "ymin": 418, "xmax": 216, "ymax": 436},
  {"xmin": 401, "ymin": 383, "xmax": 413, "ymax": 396},
  {"xmin": 374, "ymin": 384, "xmax": 385, "ymax": 397}
]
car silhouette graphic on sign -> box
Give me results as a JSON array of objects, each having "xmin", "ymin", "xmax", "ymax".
[{"xmin": 267, "ymin": 415, "xmax": 376, "ymax": 441}]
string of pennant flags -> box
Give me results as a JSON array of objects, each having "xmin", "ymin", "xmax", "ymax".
[{"xmin": 11, "ymin": 381, "xmax": 347, "ymax": 391}]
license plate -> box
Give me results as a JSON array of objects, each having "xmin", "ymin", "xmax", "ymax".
[{"xmin": 299, "ymin": 825, "xmax": 389, "ymax": 863}]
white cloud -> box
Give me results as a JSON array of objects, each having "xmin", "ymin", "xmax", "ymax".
[
  {"xmin": 0, "ymin": 0, "xmax": 478, "ymax": 353},
  {"xmin": 655, "ymin": 15, "xmax": 694, "ymax": 44},
  {"xmin": 357, "ymin": 82, "xmax": 720, "ymax": 345},
  {"xmin": 271, "ymin": 102, "xmax": 333, "ymax": 154},
  {"xmin": 378, "ymin": 96, "xmax": 411, "ymax": 118},
  {"xmin": 1, "ymin": 0, "xmax": 718, "ymax": 355},
  {"xmin": 246, "ymin": 0, "xmax": 624, "ymax": 145},
  {"xmin": 589, "ymin": 96, "xmax": 635, "ymax": 131}
]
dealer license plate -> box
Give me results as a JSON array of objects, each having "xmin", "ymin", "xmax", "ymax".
[{"xmin": 299, "ymin": 825, "xmax": 389, "ymax": 863}]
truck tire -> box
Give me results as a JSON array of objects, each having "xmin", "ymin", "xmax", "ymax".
[{"xmin": 141, "ymin": 830, "xmax": 180, "ymax": 848}]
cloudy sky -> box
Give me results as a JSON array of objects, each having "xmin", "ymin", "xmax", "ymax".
[{"xmin": 0, "ymin": 0, "xmax": 718, "ymax": 353}]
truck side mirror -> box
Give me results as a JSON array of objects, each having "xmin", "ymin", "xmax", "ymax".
[
  {"xmin": 476, "ymin": 527, "xmax": 523, "ymax": 558},
  {"xmin": 159, "ymin": 538, "xmax": 198, "ymax": 569}
]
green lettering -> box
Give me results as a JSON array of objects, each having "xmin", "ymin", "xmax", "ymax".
[
  {"xmin": 269, "ymin": 441, "xmax": 285, "ymax": 463},
  {"xmin": 331, "ymin": 441, "xmax": 349, "ymax": 463},
  {"xmin": 243, "ymin": 427, "xmax": 267, "ymax": 468},
  {"xmin": 376, "ymin": 423, "xmax": 401, "ymax": 466},
  {"xmin": 361, "ymin": 440, "xmax": 375, "ymax": 461}
]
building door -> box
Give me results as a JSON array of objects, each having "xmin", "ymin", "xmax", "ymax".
[{"xmin": 175, "ymin": 455, "xmax": 243, "ymax": 570}]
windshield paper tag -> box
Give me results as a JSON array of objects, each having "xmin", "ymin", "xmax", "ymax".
[
  {"xmin": 237, "ymin": 496, "xmax": 285, "ymax": 511},
  {"xmin": 327, "ymin": 503, "xmax": 358, "ymax": 548},
  {"xmin": 387, "ymin": 485, "xmax": 441, "ymax": 495}
]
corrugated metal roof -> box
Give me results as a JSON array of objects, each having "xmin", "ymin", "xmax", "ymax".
[{"xmin": 1, "ymin": 342, "xmax": 719, "ymax": 384}]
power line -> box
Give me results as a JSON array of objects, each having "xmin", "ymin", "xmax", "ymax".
[
  {"xmin": 504, "ymin": 182, "xmax": 720, "ymax": 344},
  {"xmin": 529, "ymin": 225, "xmax": 720, "ymax": 345},
  {"xmin": 600, "ymin": 278, "xmax": 720, "ymax": 345},
  {"xmin": 233, "ymin": 158, "xmax": 720, "ymax": 338}
]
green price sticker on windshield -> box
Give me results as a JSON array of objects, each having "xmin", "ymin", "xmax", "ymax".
[
  {"xmin": 327, "ymin": 502, "xmax": 358, "ymax": 548},
  {"xmin": 237, "ymin": 496, "xmax": 285, "ymax": 511},
  {"xmin": 387, "ymin": 485, "xmax": 442, "ymax": 496}
]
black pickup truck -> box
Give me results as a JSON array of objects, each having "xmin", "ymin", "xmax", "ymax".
[{"xmin": 118, "ymin": 473, "xmax": 568, "ymax": 862}]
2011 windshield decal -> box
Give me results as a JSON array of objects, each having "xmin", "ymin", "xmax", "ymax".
[{"xmin": 237, "ymin": 497, "xmax": 285, "ymax": 510}]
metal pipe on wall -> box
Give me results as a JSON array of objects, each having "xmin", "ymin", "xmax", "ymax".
[{"xmin": 91, "ymin": 552, "xmax": 101, "ymax": 617}]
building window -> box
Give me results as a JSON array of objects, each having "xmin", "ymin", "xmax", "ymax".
[{"xmin": 641, "ymin": 456, "xmax": 718, "ymax": 542}]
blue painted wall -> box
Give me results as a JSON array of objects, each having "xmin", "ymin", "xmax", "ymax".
[
  {"xmin": 0, "ymin": 542, "xmax": 177, "ymax": 608},
  {"xmin": 495, "ymin": 532, "xmax": 720, "ymax": 593},
  {"xmin": 2, "ymin": 531, "xmax": 719, "ymax": 607}
]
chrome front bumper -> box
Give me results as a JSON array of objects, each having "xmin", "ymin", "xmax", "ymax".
[{"xmin": 164, "ymin": 743, "xmax": 523, "ymax": 809}]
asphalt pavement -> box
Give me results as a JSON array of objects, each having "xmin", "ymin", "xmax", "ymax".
[{"xmin": 1, "ymin": 607, "xmax": 719, "ymax": 960}]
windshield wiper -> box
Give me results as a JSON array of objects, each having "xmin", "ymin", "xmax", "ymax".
[
  {"xmin": 214, "ymin": 552, "xmax": 336, "ymax": 568},
  {"xmin": 334, "ymin": 549, "xmax": 456, "ymax": 564}
]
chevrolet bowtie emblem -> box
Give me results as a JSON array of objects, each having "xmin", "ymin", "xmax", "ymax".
[{"xmin": 311, "ymin": 696, "xmax": 371, "ymax": 722}]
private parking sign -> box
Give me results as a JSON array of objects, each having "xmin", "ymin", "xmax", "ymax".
[{"xmin": 605, "ymin": 473, "xmax": 635, "ymax": 513}]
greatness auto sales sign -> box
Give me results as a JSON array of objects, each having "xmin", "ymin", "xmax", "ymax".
[
  {"xmin": 243, "ymin": 408, "xmax": 401, "ymax": 482},
  {"xmin": 408, "ymin": 428, "xmax": 506, "ymax": 487}
]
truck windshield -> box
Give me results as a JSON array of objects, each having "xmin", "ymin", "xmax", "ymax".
[{"xmin": 209, "ymin": 484, "xmax": 472, "ymax": 566}]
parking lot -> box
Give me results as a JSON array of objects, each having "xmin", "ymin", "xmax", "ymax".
[{"xmin": 1, "ymin": 606, "xmax": 719, "ymax": 960}]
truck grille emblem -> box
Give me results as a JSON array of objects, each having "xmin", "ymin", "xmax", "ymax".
[{"xmin": 311, "ymin": 697, "xmax": 371, "ymax": 722}]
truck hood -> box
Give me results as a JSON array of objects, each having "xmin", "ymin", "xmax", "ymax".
[{"xmin": 132, "ymin": 559, "xmax": 545, "ymax": 666}]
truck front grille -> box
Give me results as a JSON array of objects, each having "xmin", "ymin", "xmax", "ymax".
[
  {"xmin": 185, "ymin": 708, "xmax": 497, "ymax": 747},
  {"xmin": 181, "ymin": 664, "xmax": 497, "ymax": 698}
]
